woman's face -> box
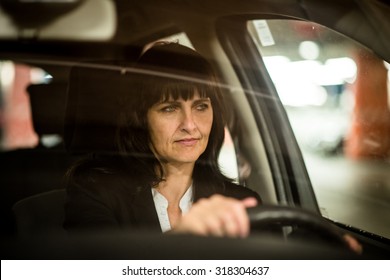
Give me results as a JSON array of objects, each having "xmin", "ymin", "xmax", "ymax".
[{"xmin": 147, "ymin": 91, "xmax": 213, "ymax": 166}]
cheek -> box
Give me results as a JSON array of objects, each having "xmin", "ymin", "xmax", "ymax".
[
  {"xmin": 147, "ymin": 116, "xmax": 173, "ymax": 146},
  {"xmin": 199, "ymin": 113, "xmax": 213, "ymax": 135}
]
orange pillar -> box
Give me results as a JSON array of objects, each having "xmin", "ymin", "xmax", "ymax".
[
  {"xmin": 3, "ymin": 64, "xmax": 38, "ymax": 149},
  {"xmin": 345, "ymin": 49, "xmax": 390, "ymax": 160}
]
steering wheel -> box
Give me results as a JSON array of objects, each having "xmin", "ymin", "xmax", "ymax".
[{"xmin": 247, "ymin": 205, "xmax": 352, "ymax": 250}]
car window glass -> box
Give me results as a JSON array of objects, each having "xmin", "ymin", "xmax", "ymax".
[{"xmin": 248, "ymin": 19, "xmax": 390, "ymax": 238}]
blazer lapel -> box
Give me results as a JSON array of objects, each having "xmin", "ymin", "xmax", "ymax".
[
  {"xmin": 131, "ymin": 186, "xmax": 161, "ymax": 232},
  {"xmin": 193, "ymin": 181, "xmax": 220, "ymax": 202}
]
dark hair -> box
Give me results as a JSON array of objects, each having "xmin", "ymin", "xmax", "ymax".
[{"xmin": 116, "ymin": 43, "xmax": 231, "ymax": 187}]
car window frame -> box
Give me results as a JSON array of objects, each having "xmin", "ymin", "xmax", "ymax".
[{"xmin": 217, "ymin": 16, "xmax": 319, "ymax": 212}]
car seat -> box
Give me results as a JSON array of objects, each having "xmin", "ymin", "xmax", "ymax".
[
  {"xmin": 28, "ymin": 82, "xmax": 68, "ymax": 147},
  {"xmin": 12, "ymin": 189, "xmax": 67, "ymax": 238},
  {"xmin": 5, "ymin": 82, "xmax": 75, "ymax": 236},
  {"xmin": 11, "ymin": 61, "xmax": 136, "ymax": 237},
  {"xmin": 64, "ymin": 62, "xmax": 137, "ymax": 154}
]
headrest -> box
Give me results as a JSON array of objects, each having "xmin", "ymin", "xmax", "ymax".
[
  {"xmin": 64, "ymin": 64, "xmax": 134, "ymax": 154},
  {"xmin": 138, "ymin": 43, "xmax": 213, "ymax": 80},
  {"xmin": 27, "ymin": 83, "xmax": 68, "ymax": 136}
]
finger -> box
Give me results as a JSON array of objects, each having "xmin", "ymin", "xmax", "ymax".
[
  {"xmin": 225, "ymin": 200, "xmax": 251, "ymax": 238},
  {"xmin": 206, "ymin": 199, "xmax": 240, "ymax": 237},
  {"xmin": 203, "ymin": 196, "xmax": 245, "ymax": 238},
  {"xmin": 233, "ymin": 197, "xmax": 258, "ymax": 237},
  {"xmin": 205, "ymin": 218, "xmax": 225, "ymax": 237},
  {"xmin": 242, "ymin": 197, "xmax": 258, "ymax": 208},
  {"xmin": 221, "ymin": 211, "xmax": 242, "ymax": 238}
]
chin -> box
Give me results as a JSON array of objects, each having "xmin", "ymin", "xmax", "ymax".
[{"xmin": 173, "ymin": 154, "xmax": 202, "ymax": 164}]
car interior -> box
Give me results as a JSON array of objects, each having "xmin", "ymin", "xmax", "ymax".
[{"xmin": 1, "ymin": 0, "xmax": 389, "ymax": 259}]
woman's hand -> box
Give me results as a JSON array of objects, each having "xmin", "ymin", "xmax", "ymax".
[
  {"xmin": 171, "ymin": 196, "xmax": 363, "ymax": 254},
  {"xmin": 172, "ymin": 194, "xmax": 258, "ymax": 238}
]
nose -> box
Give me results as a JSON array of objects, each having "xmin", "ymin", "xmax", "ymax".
[{"xmin": 180, "ymin": 109, "xmax": 197, "ymax": 132}]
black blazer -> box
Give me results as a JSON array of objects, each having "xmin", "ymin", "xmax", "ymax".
[{"xmin": 64, "ymin": 156, "xmax": 261, "ymax": 232}]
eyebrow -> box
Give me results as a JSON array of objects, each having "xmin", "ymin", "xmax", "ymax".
[{"xmin": 192, "ymin": 98, "xmax": 211, "ymax": 105}]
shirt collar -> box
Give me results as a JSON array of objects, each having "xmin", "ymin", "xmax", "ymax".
[{"xmin": 151, "ymin": 185, "xmax": 193, "ymax": 232}]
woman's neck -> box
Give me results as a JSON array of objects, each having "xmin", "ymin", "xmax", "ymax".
[
  {"xmin": 156, "ymin": 162, "xmax": 194, "ymax": 202},
  {"xmin": 155, "ymin": 162, "xmax": 195, "ymax": 230}
]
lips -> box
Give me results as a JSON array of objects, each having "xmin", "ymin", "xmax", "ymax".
[{"xmin": 175, "ymin": 138, "xmax": 199, "ymax": 146}]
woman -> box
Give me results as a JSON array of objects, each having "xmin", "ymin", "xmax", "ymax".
[{"xmin": 64, "ymin": 42, "xmax": 261, "ymax": 238}]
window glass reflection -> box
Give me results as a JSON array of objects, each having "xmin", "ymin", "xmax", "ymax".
[{"xmin": 249, "ymin": 20, "xmax": 390, "ymax": 238}]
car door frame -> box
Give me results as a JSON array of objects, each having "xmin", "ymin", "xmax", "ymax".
[{"xmin": 215, "ymin": 13, "xmax": 390, "ymax": 255}]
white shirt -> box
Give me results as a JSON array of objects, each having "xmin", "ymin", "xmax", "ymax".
[{"xmin": 151, "ymin": 185, "xmax": 193, "ymax": 232}]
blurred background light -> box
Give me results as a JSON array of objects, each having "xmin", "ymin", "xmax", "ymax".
[{"xmin": 299, "ymin": 41, "xmax": 320, "ymax": 60}]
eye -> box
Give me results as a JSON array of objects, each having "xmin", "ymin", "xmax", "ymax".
[
  {"xmin": 160, "ymin": 105, "xmax": 177, "ymax": 113},
  {"xmin": 195, "ymin": 103, "xmax": 210, "ymax": 112}
]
